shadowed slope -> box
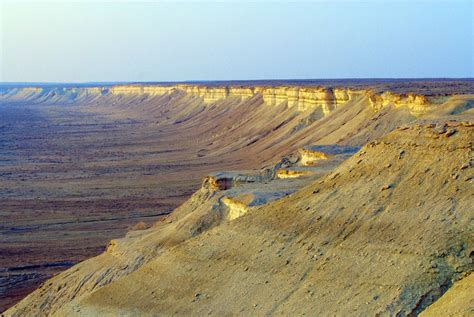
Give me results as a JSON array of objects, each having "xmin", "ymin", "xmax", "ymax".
[{"xmin": 420, "ymin": 273, "xmax": 473, "ymax": 316}]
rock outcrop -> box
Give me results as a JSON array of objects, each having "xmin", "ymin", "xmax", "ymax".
[
  {"xmin": 368, "ymin": 91, "xmax": 434, "ymax": 115},
  {"xmin": 299, "ymin": 145, "xmax": 359, "ymax": 166}
]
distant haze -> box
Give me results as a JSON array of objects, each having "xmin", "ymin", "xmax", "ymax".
[{"xmin": 1, "ymin": 0, "xmax": 473, "ymax": 82}]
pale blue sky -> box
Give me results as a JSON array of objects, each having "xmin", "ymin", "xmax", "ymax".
[{"xmin": 1, "ymin": 0, "xmax": 473, "ymax": 82}]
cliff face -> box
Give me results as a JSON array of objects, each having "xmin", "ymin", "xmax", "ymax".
[
  {"xmin": 255, "ymin": 87, "xmax": 361, "ymax": 112},
  {"xmin": 105, "ymin": 84, "xmax": 439, "ymax": 115},
  {"xmin": 107, "ymin": 84, "xmax": 363, "ymax": 112},
  {"xmin": 0, "ymin": 84, "xmax": 440, "ymax": 116},
  {"xmin": 109, "ymin": 85, "xmax": 174, "ymax": 96},
  {"xmin": 368, "ymin": 91, "xmax": 433, "ymax": 115},
  {"xmin": 0, "ymin": 86, "xmax": 107, "ymax": 104}
]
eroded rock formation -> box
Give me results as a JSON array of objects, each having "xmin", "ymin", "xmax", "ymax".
[
  {"xmin": 0, "ymin": 83, "xmax": 447, "ymax": 116},
  {"xmin": 1, "ymin": 81, "xmax": 473, "ymax": 314}
]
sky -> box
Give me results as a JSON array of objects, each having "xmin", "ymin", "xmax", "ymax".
[{"xmin": 0, "ymin": 0, "xmax": 473, "ymax": 82}]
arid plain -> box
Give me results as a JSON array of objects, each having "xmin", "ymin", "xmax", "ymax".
[{"xmin": 1, "ymin": 80, "xmax": 473, "ymax": 315}]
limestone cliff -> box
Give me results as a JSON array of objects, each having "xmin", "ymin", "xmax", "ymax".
[
  {"xmin": 368, "ymin": 91, "xmax": 434, "ymax": 115},
  {"xmin": 0, "ymin": 84, "xmax": 445, "ymax": 117},
  {"xmin": 109, "ymin": 85, "xmax": 174, "ymax": 96},
  {"xmin": 0, "ymin": 86, "xmax": 107, "ymax": 104}
]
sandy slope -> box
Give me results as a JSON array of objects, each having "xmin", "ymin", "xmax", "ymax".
[
  {"xmin": 2, "ymin": 83, "xmax": 473, "ymax": 314},
  {"xmin": 6, "ymin": 122, "xmax": 473, "ymax": 316},
  {"xmin": 66, "ymin": 123, "xmax": 473, "ymax": 316}
]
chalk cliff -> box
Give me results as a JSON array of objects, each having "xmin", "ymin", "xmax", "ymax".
[{"xmin": 1, "ymin": 84, "xmax": 444, "ymax": 116}]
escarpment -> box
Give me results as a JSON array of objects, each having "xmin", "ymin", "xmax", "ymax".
[
  {"xmin": 1, "ymin": 81, "xmax": 473, "ymax": 314},
  {"xmin": 7, "ymin": 122, "xmax": 471, "ymax": 316},
  {"xmin": 102, "ymin": 84, "xmax": 445, "ymax": 115},
  {"xmin": 1, "ymin": 83, "xmax": 460, "ymax": 117}
]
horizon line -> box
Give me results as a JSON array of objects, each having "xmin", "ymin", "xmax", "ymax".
[{"xmin": 1, "ymin": 77, "xmax": 474, "ymax": 86}]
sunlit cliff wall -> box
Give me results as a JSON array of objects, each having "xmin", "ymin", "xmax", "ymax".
[
  {"xmin": 107, "ymin": 85, "xmax": 367, "ymax": 114},
  {"xmin": 109, "ymin": 85, "xmax": 174, "ymax": 96},
  {"xmin": 0, "ymin": 84, "xmax": 438, "ymax": 116},
  {"xmin": 367, "ymin": 91, "xmax": 432, "ymax": 115}
]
